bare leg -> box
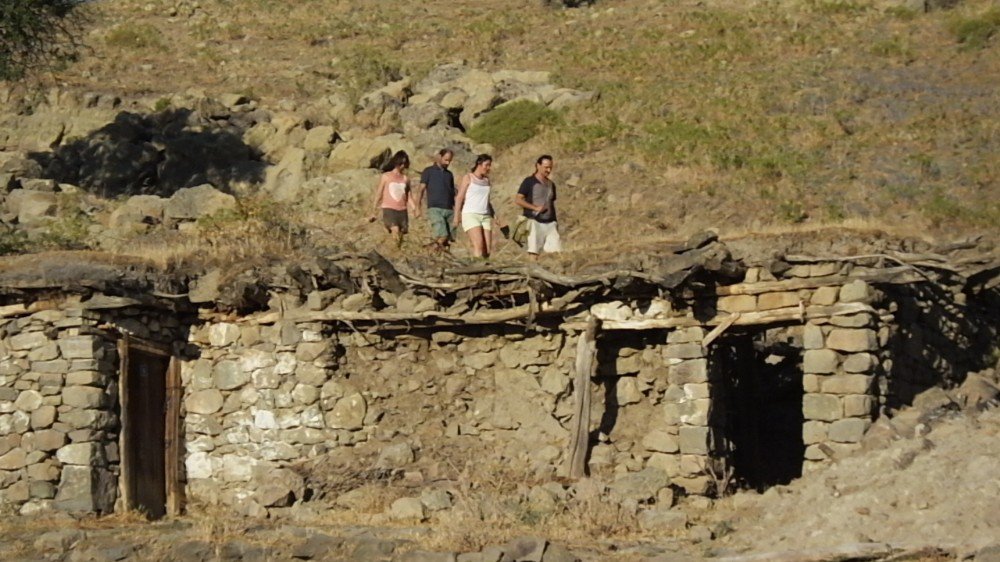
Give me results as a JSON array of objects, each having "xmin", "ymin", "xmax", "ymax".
[
  {"xmin": 389, "ymin": 225, "xmax": 402, "ymax": 248},
  {"xmin": 483, "ymin": 227, "xmax": 493, "ymax": 258},
  {"xmin": 467, "ymin": 226, "xmax": 485, "ymax": 258}
]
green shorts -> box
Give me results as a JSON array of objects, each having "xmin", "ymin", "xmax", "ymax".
[{"xmin": 427, "ymin": 207, "xmax": 455, "ymax": 240}]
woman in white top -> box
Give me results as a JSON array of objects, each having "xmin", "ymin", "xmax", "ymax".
[{"xmin": 453, "ymin": 154, "xmax": 494, "ymax": 259}]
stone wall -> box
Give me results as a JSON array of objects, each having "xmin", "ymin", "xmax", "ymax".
[
  {"xmin": 0, "ymin": 306, "xmax": 117, "ymax": 515},
  {"xmin": 0, "ymin": 302, "xmax": 186, "ymax": 515}
]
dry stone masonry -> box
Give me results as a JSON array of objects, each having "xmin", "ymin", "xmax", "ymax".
[{"xmin": 1, "ymin": 235, "xmax": 997, "ymax": 518}]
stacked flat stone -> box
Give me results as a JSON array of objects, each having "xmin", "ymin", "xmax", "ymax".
[
  {"xmin": 0, "ymin": 308, "xmax": 115, "ymax": 514},
  {"xmin": 801, "ymin": 280, "xmax": 879, "ymax": 471}
]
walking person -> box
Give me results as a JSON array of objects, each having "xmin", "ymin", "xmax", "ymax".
[
  {"xmin": 368, "ymin": 150, "xmax": 415, "ymax": 248},
  {"xmin": 415, "ymin": 149, "xmax": 456, "ymax": 252},
  {"xmin": 453, "ymin": 154, "xmax": 495, "ymax": 259},
  {"xmin": 514, "ymin": 154, "xmax": 561, "ymax": 258}
]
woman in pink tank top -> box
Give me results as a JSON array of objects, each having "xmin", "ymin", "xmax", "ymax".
[{"xmin": 369, "ymin": 151, "xmax": 414, "ymax": 248}]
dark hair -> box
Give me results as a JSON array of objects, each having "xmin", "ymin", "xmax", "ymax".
[
  {"xmin": 438, "ymin": 148, "xmax": 454, "ymax": 157},
  {"xmin": 471, "ymin": 153, "xmax": 493, "ymax": 172},
  {"xmin": 384, "ymin": 150, "xmax": 410, "ymax": 172},
  {"xmin": 536, "ymin": 154, "xmax": 553, "ymax": 166}
]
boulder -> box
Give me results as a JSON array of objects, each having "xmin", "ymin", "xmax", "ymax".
[
  {"xmin": 300, "ymin": 168, "xmax": 378, "ymax": 209},
  {"xmin": 164, "ymin": 184, "xmax": 237, "ymax": 221},
  {"xmin": 108, "ymin": 194, "xmax": 166, "ymax": 228},
  {"xmin": 261, "ymin": 147, "xmax": 306, "ymax": 201},
  {"xmin": 5, "ymin": 189, "xmax": 57, "ymax": 224},
  {"xmin": 327, "ymin": 134, "xmax": 416, "ymax": 173}
]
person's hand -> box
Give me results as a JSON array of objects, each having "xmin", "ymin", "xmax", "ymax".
[{"xmin": 367, "ymin": 214, "xmax": 377, "ymax": 223}]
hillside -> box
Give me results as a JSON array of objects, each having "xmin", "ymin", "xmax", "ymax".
[{"xmin": 8, "ymin": 0, "xmax": 994, "ymax": 250}]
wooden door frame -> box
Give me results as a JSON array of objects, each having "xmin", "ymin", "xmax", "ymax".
[{"xmin": 118, "ymin": 334, "xmax": 184, "ymax": 517}]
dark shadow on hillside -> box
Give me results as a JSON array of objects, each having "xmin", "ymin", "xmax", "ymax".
[{"xmin": 28, "ymin": 108, "xmax": 266, "ymax": 198}]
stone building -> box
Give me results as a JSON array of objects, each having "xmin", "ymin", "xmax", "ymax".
[{"xmin": 1, "ymin": 235, "xmax": 997, "ymax": 517}]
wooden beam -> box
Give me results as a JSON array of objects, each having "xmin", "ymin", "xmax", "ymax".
[
  {"xmin": 117, "ymin": 336, "xmax": 133, "ymax": 512},
  {"xmin": 567, "ymin": 316, "xmax": 599, "ymax": 479},
  {"xmin": 164, "ymin": 357, "xmax": 183, "ymax": 517}
]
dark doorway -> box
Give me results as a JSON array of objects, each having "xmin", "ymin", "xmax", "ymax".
[
  {"xmin": 714, "ymin": 329, "xmax": 805, "ymax": 491},
  {"xmin": 118, "ymin": 337, "xmax": 180, "ymax": 519}
]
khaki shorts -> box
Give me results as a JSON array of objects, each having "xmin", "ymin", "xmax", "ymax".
[
  {"xmin": 461, "ymin": 212, "xmax": 492, "ymax": 232},
  {"xmin": 527, "ymin": 220, "xmax": 560, "ymax": 254}
]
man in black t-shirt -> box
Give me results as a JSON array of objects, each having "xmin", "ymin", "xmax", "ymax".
[
  {"xmin": 514, "ymin": 154, "xmax": 561, "ymax": 257},
  {"xmin": 415, "ymin": 149, "xmax": 456, "ymax": 251}
]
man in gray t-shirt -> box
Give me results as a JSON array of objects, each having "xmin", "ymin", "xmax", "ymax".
[{"xmin": 514, "ymin": 155, "xmax": 561, "ymax": 257}]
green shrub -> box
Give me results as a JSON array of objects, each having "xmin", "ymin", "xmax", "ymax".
[
  {"xmin": 32, "ymin": 193, "xmax": 95, "ymax": 251},
  {"xmin": 105, "ymin": 23, "xmax": 164, "ymax": 50},
  {"xmin": 949, "ymin": 8, "xmax": 1000, "ymax": 50},
  {"xmin": 467, "ymin": 100, "xmax": 560, "ymax": 150},
  {"xmin": 0, "ymin": 225, "xmax": 29, "ymax": 255}
]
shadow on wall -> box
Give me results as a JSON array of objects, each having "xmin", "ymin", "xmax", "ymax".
[
  {"xmin": 884, "ymin": 283, "xmax": 1000, "ymax": 410},
  {"xmin": 28, "ymin": 108, "xmax": 266, "ymax": 198}
]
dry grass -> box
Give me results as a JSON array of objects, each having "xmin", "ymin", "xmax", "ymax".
[{"xmin": 8, "ymin": 0, "xmax": 998, "ymax": 255}]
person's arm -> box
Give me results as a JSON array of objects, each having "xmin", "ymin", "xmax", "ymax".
[
  {"xmin": 453, "ymin": 175, "xmax": 470, "ymax": 226},
  {"xmin": 514, "ymin": 180, "xmax": 546, "ymax": 214},
  {"xmin": 415, "ymin": 182, "xmax": 427, "ymax": 211},
  {"xmin": 407, "ymin": 179, "xmax": 420, "ymax": 217},
  {"xmin": 369, "ymin": 174, "xmax": 387, "ymax": 221}
]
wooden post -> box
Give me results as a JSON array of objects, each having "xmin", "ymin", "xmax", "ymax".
[
  {"xmin": 567, "ymin": 316, "xmax": 600, "ymax": 479},
  {"xmin": 117, "ymin": 335, "xmax": 132, "ymax": 511},
  {"xmin": 164, "ymin": 356, "xmax": 183, "ymax": 516}
]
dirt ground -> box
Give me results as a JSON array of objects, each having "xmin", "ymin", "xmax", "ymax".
[{"xmin": 2, "ymin": 385, "xmax": 998, "ymax": 562}]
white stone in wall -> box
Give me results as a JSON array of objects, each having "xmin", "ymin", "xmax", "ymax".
[
  {"xmin": 591, "ymin": 301, "xmax": 631, "ymax": 321},
  {"xmin": 221, "ymin": 455, "xmax": 256, "ymax": 482},
  {"xmin": 55, "ymin": 442, "xmax": 102, "ymax": 466},
  {"xmin": 843, "ymin": 353, "xmax": 877, "ymax": 373},
  {"xmin": 186, "ymin": 452, "xmax": 214, "ymax": 479},
  {"xmin": 240, "ymin": 349, "xmax": 276, "ymax": 373},
  {"xmin": 641, "ymin": 298, "xmax": 673, "ymax": 318},
  {"xmin": 187, "ymin": 436, "xmax": 215, "ymax": 452},
  {"xmin": 209, "ymin": 323, "xmax": 241, "ymax": 347},
  {"xmin": 301, "ymin": 329, "xmax": 323, "ymax": 343},
  {"xmin": 275, "ymin": 353, "xmax": 297, "ymax": 375},
  {"xmin": 14, "ymin": 390, "xmax": 43, "ymax": 412},
  {"xmin": 252, "ymin": 368, "xmax": 280, "ymax": 389},
  {"xmin": 679, "ymin": 399, "xmax": 712, "ymax": 426},
  {"xmin": 301, "ymin": 405, "xmax": 324, "ymax": 429},
  {"xmin": 253, "ymin": 409, "xmax": 278, "ymax": 430}
]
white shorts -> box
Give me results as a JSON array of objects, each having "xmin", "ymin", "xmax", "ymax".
[
  {"xmin": 461, "ymin": 212, "xmax": 493, "ymax": 232},
  {"xmin": 527, "ymin": 220, "xmax": 561, "ymax": 254}
]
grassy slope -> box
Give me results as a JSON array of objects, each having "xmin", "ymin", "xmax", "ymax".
[{"xmin": 24, "ymin": 0, "xmax": 1000, "ymax": 255}]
